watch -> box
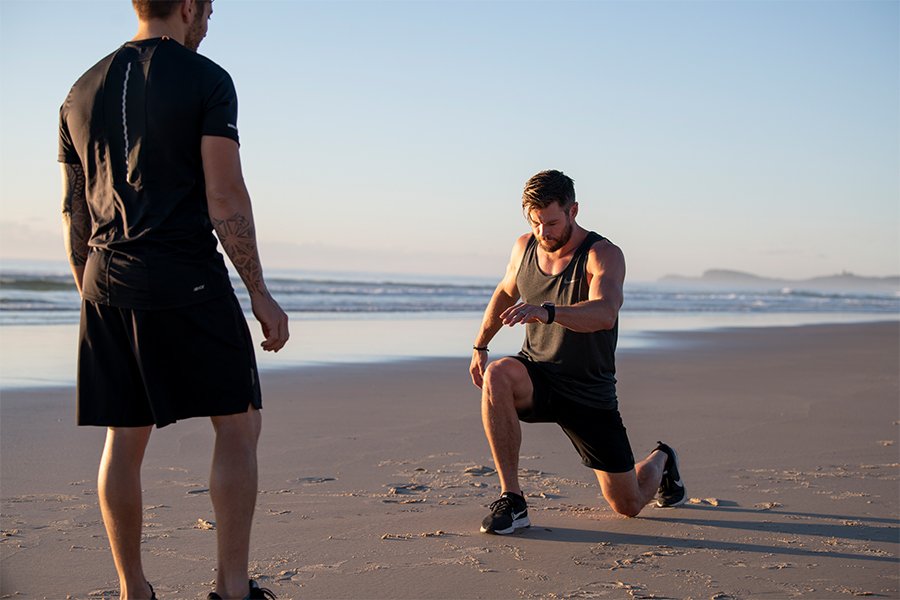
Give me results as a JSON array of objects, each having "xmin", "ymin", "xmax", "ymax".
[{"xmin": 541, "ymin": 302, "xmax": 555, "ymax": 325}]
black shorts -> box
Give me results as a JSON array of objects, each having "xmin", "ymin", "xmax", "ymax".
[
  {"xmin": 77, "ymin": 294, "xmax": 261, "ymax": 428},
  {"xmin": 512, "ymin": 356, "xmax": 635, "ymax": 473}
]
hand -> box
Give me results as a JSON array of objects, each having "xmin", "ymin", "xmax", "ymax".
[
  {"xmin": 250, "ymin": 292, "xmax": 289, "ymax": 352},
  {"xmin": 469, "ymin": 349, "xmax": 488, "ymax": 389},
  {"xmin": 499, "ymin": 302, "xmax": 549, "ymax": 327}
]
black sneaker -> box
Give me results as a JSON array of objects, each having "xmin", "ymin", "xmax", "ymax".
[
  {"xmin": 208, "ymin": 579, "xmax": 276, "ymax": 600},
  {"xmin": 655, "ymin": 441, "xmax": 686, "ymax": 508},
  {"xmin": 480, "ymin": 491, "xmax": 530, "ymax": 534},
  {"xmin": 247, "ymin": 580, "xmax": 276, "ymax": 600}
]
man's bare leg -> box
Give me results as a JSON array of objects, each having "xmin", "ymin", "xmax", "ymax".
[
  {"xmin": 98, "ymin": 425, "xmax": 154, "ymax": 600},
  {"xmin": 209, "ymin": 407, "xmax": 262, "ymax": 599},
  {"xmin": 595, "ymin": 449, "xmax": 667, "ymax": 517},
  {"xmin": 481, "ymin": 358, "xmax": 534, "ymax": 495}
]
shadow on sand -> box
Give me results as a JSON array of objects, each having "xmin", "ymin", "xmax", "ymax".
[{"xmin": 517, "ymin": 504, "xmax": 899, "ymax": 564}]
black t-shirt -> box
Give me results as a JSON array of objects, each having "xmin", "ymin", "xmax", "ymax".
[{"xmin": 58, "ymin": 38, "xmax": 237, "ymax": 309}]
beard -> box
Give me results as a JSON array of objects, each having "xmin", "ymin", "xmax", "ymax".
[
  {"xmin": 538, "ymin": 218, "xmax": 573, "ymax": 252},
  {"xmin": 183, "ymin": 7, "xmax": 207, "ymax": 51}
]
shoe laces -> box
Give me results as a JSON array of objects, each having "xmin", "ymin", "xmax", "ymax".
[
  {"xmin": 488, "ymin": 497, "xmax": 511, "ymax": 513},
  {"xmin": 488, "ymin": 493, "xmax": 522, "ymax": 514}
]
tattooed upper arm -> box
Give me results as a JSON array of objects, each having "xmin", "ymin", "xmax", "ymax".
[{"xmin": 61, "ymin": 163, "xmax": 90, "ymax": 267}]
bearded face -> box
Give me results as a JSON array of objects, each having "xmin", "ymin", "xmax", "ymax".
[
  {"xmin": 528, "ymin": 203, "xmax": 576, "ymax": 253},
  {"xmin": 537, "ymin": 216, "xmax": 573, "ymax": 252}
]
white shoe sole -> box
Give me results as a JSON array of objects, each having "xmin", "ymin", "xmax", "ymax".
[
  {"xmin": 656, "ymin": 491, "xmax": 686, "ymax": 508},
  {"xmin": 480, "ymin": 516, "xmax": 531, "ymax": 535}
]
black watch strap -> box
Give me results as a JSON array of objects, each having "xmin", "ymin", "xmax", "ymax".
[{"xmin": 541, "ymin": 302, "xmax": 555, "ymax": 325}]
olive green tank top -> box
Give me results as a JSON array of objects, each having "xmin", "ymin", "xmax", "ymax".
[{"xmin": 516, "ymin": 231, "xmax": 618, "ymax": 408}]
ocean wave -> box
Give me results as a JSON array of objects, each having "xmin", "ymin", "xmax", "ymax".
[{"xmin": 1, "ymin": 270, "xmax": 898, "ymax": 325}]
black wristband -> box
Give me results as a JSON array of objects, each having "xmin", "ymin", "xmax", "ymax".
[
  {"xmin": 473, "ymin": 345, "xmax": 489, "ymax": 352},
  {"xmin": 541, "ymin": 302, "xmax": 555, "ymax": 325}
]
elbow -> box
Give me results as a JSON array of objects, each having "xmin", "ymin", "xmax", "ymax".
[
  {"xmin": 583, "ymin": 315, "xmax": 617, "ymax": 333},
  {"xmin": 596, "ymin": 316, "xmax": 617, "ymax": 331},
  {"xmin": 206, "ymin": 179, "xmax": 248, "ymax": 211}
]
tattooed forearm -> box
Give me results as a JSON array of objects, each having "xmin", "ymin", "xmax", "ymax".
[
  {"xmin": 211, "ymin": 212, "xmax": 266, "ymax": 295},
  {"xmin": 61, "ymin": 163, "xmax": 90, "ymax": 266}
]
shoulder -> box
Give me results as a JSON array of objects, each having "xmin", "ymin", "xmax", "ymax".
[
  {"xmin": 163, "ymin": 42, "xmax": 236, "ymax": 87},
  {"xmin": 502, "ymin": 233, "xmax": 533, "ymax": 282},
  {"xmin": 193, "ymin": 49, "xmax": 234, "ymax": 84},
  {"xmin": 510, "ymin": 233, "xmax": 533, "ymax": 261},
  {"xmin": 587, "ymin": 236, "xmax": 625, "ymax": 272},
  {"xmin": 62, "ymin": 48, "xmax": 119, "ymax": 106},
  {"xmin": 514, "ymin": 232, "xmax": 534, "ymax": 251}
]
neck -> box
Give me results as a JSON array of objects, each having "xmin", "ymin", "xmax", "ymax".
[{"xmin": 133, "ymin": 20, "xmax": 185, "ymax": 45}]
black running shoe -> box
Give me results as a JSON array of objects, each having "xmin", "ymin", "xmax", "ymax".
[
  {"xmin": 208, "ymin": 579, "xmax": 276, "ymax": 600},
  {"xmin": 655, "ymin": 441, "xmax": 686, "ymax": 508},
  {"xmin": 480, "ymin": 491, "xmax": 530, "ymax": 534},
  {"xmin": 247, "ymin": 580, "xmax": 276, "ymax": 600}
]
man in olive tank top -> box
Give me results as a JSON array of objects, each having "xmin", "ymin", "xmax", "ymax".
[{"xmin": 470, "ymin": 170, "xmax": 685, "ymax": 535}]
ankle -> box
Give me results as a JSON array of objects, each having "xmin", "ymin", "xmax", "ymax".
[
  {"xmin": 120, "ymin": 579, "xmax": 153, "ymax": 600},
  {"xmin": 217, "ymin": 576, "xmax": 249, "ymax": 600}
]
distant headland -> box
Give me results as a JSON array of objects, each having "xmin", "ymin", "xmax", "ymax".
[{"xmin": 658, "ymin": 269, "xmax": 900, "ymax": 294}]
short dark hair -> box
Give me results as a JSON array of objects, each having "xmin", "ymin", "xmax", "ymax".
[
  {"xmin": 522, "ymin": 170, "xmax": 576, "ymax": 213},
  {"xmin": 132, "ymin": 0, "xmax": 181, "ymax": 21}
]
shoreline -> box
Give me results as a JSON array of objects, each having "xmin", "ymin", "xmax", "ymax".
[
  {"xmin": 2, "ymin": 321, "xmax": 898, "ymax": 599},
  {"xmin": 1, "ymin": 315, "xmax": 897, "ymax": 392}
]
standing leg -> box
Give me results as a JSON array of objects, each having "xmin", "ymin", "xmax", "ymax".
[
  {"xmin": 595, "ymin": 449, "xmax": 666, "ymax": 517},
  {"xmin": 209, "ymin": 407, "xmax": 262, "ymax": 599},
  {"xmin": 98, "ymin": 425, "xmax": 154, "ymax": 600},
  {"xmin": 481, "ymin": 358, "xmax": 534, "ymax": 495}
]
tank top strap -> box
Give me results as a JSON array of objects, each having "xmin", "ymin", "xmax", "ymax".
[
  {"xmin": 564, "ymin": 231, "xmax": 603, "ymax": 275},
  {"xmin": 519, "ymin": 234, "xmax": 538, "ymax": 272},
  {"xmin": 575, "ymin": 231, "xmax": 604, "ymax": 258}
]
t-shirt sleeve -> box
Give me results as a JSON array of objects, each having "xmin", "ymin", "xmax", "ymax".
[
  {"xmin": 201, "ymin": 70, "xmax": 240, "ymax": 145},
  {"xmin": 58, "ymin": 101, "xmax": 79, "ymax": 164}
]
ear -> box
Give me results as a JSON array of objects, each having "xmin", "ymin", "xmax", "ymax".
[
  {"xmin": 569, "ymin": 202, "xmax": 579, "ymax": 219},
  {"xmin": 180, "ymin": 0, "xmax": 195, "ymax": 24}
]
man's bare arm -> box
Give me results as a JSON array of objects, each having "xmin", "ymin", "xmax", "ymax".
[
  {"xmin": 201, "ymin": 136, "xmax": 289, "ymax": 352},
  {"xmin": 556, "ymin": 241, "xmax": 624, "ymax": 331},
  {"xmin": 210, "ymin": 211, "xmax": 264, "ymax": 294},
  {"xmin": 469, "ymin": 234, "xmax": 528, "ymax": 388},
  {"xmin": 60, "ymin": 163, "xmax": 90, "ymax": 294},
  {"xmin": 499, "ymin": 240, "xmax": 625, "ymax": 333}
]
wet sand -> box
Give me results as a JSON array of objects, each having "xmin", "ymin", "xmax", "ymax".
[{"xmin": 2, "ymin": 321, "xmax": 898, "ymax": 599}]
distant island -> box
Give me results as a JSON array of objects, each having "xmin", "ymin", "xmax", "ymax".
[{"xmin": 658, "ymin": 269, "xmax": 900, "ymax": 295}]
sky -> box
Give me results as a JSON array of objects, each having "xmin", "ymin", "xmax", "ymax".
[{"xmin": 0, "ymin": 0, "xmax": 897, "ymax": 282}]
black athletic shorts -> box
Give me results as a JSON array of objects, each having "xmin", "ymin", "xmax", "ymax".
[
  {"xmin": 77, "ymin": 293, "xmax": 261, "ymax": 428},
  {"xmin": 511, "ymin": 356, "xmax": 635, "ymax": 473}
]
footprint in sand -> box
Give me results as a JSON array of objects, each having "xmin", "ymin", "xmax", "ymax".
[
  {"xmin": 294, "ymin": 476, "xmax": 337, "ymax": 484},
  {"xmin": 464, "ymin": 465, "xmax": 496, "ymax": 477},
  {"xmin": 385, "ymin": 483, "xmax": 429, "ymax": 495}
]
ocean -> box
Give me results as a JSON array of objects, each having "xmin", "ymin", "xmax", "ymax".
[
  {"xmin": 2, "ymin": 265, "xmax": 899, "ymax": 325},
  {"xmin": 1, "ymin": 261, "xmax": 898, "ymax": 389}
]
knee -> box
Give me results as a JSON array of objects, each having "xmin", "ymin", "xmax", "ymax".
[
  {"xmin": 102, "ymin": 426, "xmax": 152, "ymax": 466},
  {"xmin": 482, "ymin": 361, "xmax": 517, "ymax": 397},
  {"xmin": 212, "ymin": 409, "xmax": 262, "ymax": 450},
  {"xmin": 607, "ymin": 497, "xmax": 645, "ymax": 518}
]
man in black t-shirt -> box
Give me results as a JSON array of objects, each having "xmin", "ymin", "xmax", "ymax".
[{"xmin": 59, "ymin": 2, "xmax": 287, "ymax": 598}]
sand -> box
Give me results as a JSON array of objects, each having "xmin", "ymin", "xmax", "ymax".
[{"xmin": 1, "ymin": 321, "xmax": 898, "ymax": 599}]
